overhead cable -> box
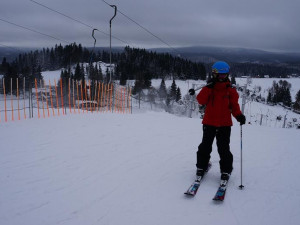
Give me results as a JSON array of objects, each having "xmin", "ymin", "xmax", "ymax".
[
  {"xmin": 0, "ymin": 43, "xmax": 24, "ymax": 52},
  {"xmin": 30, "ymin": 0, "xmax": 94, "ymax": 29},
  {"xmin": 29, "ymin": 0, "xmax": 130, "ymax": 45},
  {"xmin": 100, "ymin": 0, "xmax": 179, "ymax": 54},
  {"xmin": 0, "ymin": 18, "xmax": 70, "ymax": 44}
]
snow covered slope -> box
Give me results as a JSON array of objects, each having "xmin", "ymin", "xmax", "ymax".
[{"xmin": 0, "ymin": 111, "xmax": 299, "ymax": 225}]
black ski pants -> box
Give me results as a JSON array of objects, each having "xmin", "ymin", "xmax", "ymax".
[{"xmin": 196, "ymin": 125, "xmax": 233, "ymax": 174}]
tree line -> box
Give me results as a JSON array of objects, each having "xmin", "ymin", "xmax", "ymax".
[
  {"xmin": 0, "ymin": 43, "xmax": 207, "ymax": 93},
  {"xmin": 116, "ymin": 47, "xmax": 206, "ymax": 86},
  {"xmin": 267, "ymin": 80, "xmax": 292, "ymax": 107},
  {"xmin": 265, "ymin": 80, "xmax": 300, "ymax": 114}
]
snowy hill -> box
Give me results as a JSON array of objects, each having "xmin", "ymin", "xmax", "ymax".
[{"xmin": 0, "ymin": 111, "xmax": 300, "ymax": 225}]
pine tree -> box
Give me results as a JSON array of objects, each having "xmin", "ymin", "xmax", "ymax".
[
  {"xmin": 279, "ymin": 80, "xmax": 292, "ymax": 106},
  {"xmin": 97, "ymin": 64, "xmax": 103, "ymax": 81},
  {"xmin": 158, "ymin": 78, "xmax": 167, "ymax": 100},
  {"xmin": 3, "ymin": 62, "xmax": 19, "ymax": 92},
  {"xmin": 272, "ymin": 81, "xmax": 279, "ymax": 103},
  {"xmin": 267, "ymin": 90, "xmax": 273, "ymax": 103},
  {"xmin": 120, "ymin": 72, "xmax": 127, "ymax": 85},
  {"xmin": 132, "ymin": 79, "xmax": 143, "ymax": 95},
  {"xmin": 148, "ymin": 87, "xmax": 157, "ymax": 108},
  {"xmin": 268, "ymin": 80, "xmax": 292, "ymax": 107},
  {"xmin": 296, "ymin": 90, "xmax": 300, "ymax": 103},
  {"xmin": 36, "ymin": 65, "xmax": 43, "ymax": 80},
  {"xmin": 80, "ymin": 64, "xmax": 85, "ymax": 81},
  {"xmin": 176, "ymin": 87, "xmax": 182, "ymax": 102},
  {"xmin": 282, "ymin": 88, "xmax": 292, "ymax": 107},
  {"xmin": 1, "ymin": 57, "xmax": 8, "ymax": 74},
  {"xmin": 293, "ymin": 90, "xmax": 300, "ymax": 111},
  {"xmin": 170, "ymin": 79, "xmax": 177, "ymax": 100},
  {"xmin": 88, "ymin": 63, "xmax": 102, "ymax": 82},
  {"xmin": 143, "ymin": 71, "xmax": 152, "ymax": 88},
  {"xmin": 74, "ymin": 62, "xmax": 82, "ymax": 81},
  {"xmin": 165, "ymin": 94, "xmax": 171, "ymax": 112},
  {"xmin": 199, "ymin": 64, "xmax": 207, "ymax": 80}
]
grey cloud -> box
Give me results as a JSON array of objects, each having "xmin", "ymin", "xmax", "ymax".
[{"xmin": 0, "ymin": 0, "xmax": 299, "ymax": 52}]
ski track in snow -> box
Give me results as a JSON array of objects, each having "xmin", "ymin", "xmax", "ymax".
[{"xmin": 0, "ymin": 111, "xmax": 300, "ymax": 225}]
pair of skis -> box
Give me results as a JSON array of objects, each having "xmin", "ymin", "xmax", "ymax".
[{"xmin": 184, "ymin": 166, "xmax": 228, "ymax": 201}]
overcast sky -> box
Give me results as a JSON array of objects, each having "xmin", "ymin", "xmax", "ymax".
[{"xmin": 1, "ymin": 0, "xmax": 300, "ymax": 52}]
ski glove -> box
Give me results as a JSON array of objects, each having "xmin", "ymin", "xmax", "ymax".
[
  {"xmin": 236, "ymin": 114, "xmax": 246, "ymax": 125},
  {"xmin": 189, "ymin": 88, "xmax": 195, "ymax": 95}
]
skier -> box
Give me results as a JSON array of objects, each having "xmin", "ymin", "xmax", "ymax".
[{"xmin": 189, "ymin": 61, "xmax": 246, "ymax": 182}]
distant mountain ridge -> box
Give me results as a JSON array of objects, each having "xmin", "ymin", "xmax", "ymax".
[{"xmin": 151, "ymin": 46, "xmax": 300, "ymax": 64}]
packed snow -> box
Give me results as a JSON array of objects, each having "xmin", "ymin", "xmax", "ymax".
[
  {"xmin": 0, "ymin": 110, "xmax": 300, "ymax": 225},
  {"xmin": 1, "ymin": 72, "xmax": 300, "ymax": 225}
]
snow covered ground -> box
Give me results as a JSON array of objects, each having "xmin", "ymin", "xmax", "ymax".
[
  {"xmin": 40, "ymin": 70, "xmax": 61, "ymax": 83},
  {"xmin": 1, "ymin": 71, "xmax": 300, "ymax": 224},
  {"xmin": 0, "ymin": 110, "xmax": 300, "ymax": 225}
]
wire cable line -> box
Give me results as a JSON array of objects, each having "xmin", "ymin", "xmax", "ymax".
[
  {"xmin": 30, "ymin": 0, "xmax": 94, "ymax": 29},
  {"xmin": 29, "ymin": 0, "xmax": 130, "ymax": 45},
  {"xmin": 0, "ymin": 43, "xmax": 24, "ymax": 53},
  {"xmin": 100, "ymin": 0, "xmax": 179, "ymax": 54},
  {"xmin": 0, "ymin": 18, "xmax": 70, "ymax": 44}
]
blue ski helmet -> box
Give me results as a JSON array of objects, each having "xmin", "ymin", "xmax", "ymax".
[{"xmin": 212, "ymin": 61, "xmax": 230, "ymax": 74}]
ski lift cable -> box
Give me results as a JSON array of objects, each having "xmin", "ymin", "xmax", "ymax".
[
  {"xmin": 0, "ymin": 17, "xmax": 70, "ymax": 44},
  {"xmin": 29, "ymin": 0, "xmax": 130, "ymax": 45},
  {"xmin": 29, "ymin": 0, "xmax": 94, "ymax": 29},
  {"xmin": 100, "ymin": 0, "xmax": 180, "ymax": 55},
  {"xmin": 0, "ymin": 43, "xmax": 24, "ymax": 53}
]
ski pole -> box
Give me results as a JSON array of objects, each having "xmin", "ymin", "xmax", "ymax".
[
  {"xmin": 239, "ymin": 124, "xmax": 244, "ymax": 189},
  {"xmin": 239, "ymin": 83, "xmax": 247, "ymax": 190}
]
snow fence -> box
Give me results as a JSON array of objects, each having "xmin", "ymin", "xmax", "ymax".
[{"xmin": 0, "ymin": 78, "xmax": 132, "ymax": 123}]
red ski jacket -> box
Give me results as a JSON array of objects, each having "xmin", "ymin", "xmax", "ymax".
[{"xmin": 196, "ymin": 81, "xmax": 242, "ymax": 127}]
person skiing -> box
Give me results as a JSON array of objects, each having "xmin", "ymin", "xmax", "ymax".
[{"xmin": 189, "ymin": 61, "xmax": 246, "ymax": 182}]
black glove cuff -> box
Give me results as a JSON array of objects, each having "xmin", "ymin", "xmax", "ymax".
[{"xmin": 189, "ymin": 89, "xmax": 195, "ymax": 96}]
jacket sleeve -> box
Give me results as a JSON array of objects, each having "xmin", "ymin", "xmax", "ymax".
[
  {"xmin": 229, "ymin": 88, "xmax": 242, "ymax": 117},
  {"xmin": 196, "ymin": 87, "xmax": 212, "ymax": 105}
]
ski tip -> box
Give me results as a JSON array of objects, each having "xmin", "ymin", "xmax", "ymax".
[
  {"xmin": 184, "ymin": 192, "xmax": 195, "ymax": 197},
  {"xmin": 213, "ymin": 190, "xmax": 226, "ymax": 201},
  {"xmin": 213, "ymin": 197, "xmax": 224, "ymax": 202}
]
